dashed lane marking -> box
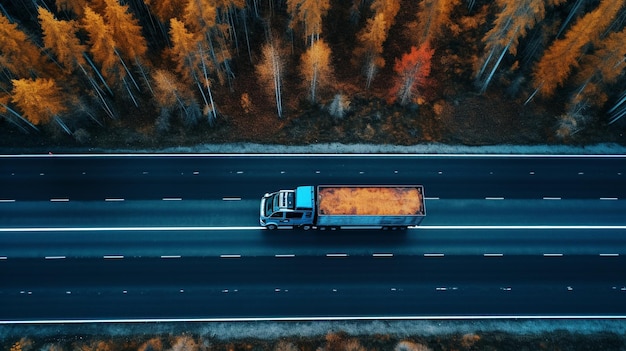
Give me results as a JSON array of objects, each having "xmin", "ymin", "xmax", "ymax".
[
  {"xmin": 50, "ymin": 198, "xmax": 69, "ymax": 202},
  {"xmin": 45, "ymin": 256, "xmax": 66, "ymax": 260},
  {"xmin": 484, "ymin": 253, "xmax": 504, "ymax": 257},
  {"xmin": 424, "ymin": 253, "xmax": 445, "ymax": 257},
  {"xmin": 160, "ymin": 255, "xmax": 181, "ymax": 259},
  {"xmin": 105, "ymin": 198, "xmax": 125, "ymax": 202},
  {"xmin": 103, "ymin": 255, "xmax": 124, "ymax": 259},
  {"xmin": 373, "ymin": 253, "xmax": 394, "ymax": 257},
  {"xmin": 275, "ymin": 254, "xmax": 295, "ymax": 258},
  {"xmin": 543, "ymin": 253, "xmax": 564, "ymax": 257},
  {"xmin": 222, "ymin": 197, "xmax": 242, "ymax": 201},
  {"xmin": 600, "ymin": 253, "xmax": 620, "ymax": 257},
  {"xmin": 326, "ymin": 253, "xmax": 348, "ymax": 257},
  {"xmin": 162, "ymin": 197, "xmax": 182, "ymax": 201},
  {"xmin": 220, "ymin": 254, "xmax": 241, "ymax": 258}
]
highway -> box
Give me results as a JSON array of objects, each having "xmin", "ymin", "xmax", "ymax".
[{"xmin": 0, "ymin": 154, "xmax": 624, "ymax": 321}]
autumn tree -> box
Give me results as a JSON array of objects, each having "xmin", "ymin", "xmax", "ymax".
[
  {"xmin": 256, "ymin": 39, "xmax": 286, "ymax": 118},
  {"xmin": 389, "ymin": 42, "xmax": 434, "ymax": 106},
  {"xmin": 38, "ymin": 7, "xmax": 86, "ymax": 74},
  {"xmin": 103, "ymin": 0, "xmax": 147, "ymax": 61},
  {"xmin": 169, "ymin": 18, "xmax": 217, "ymax": 124},
  {"xmin": 56, "ymin": 0, "xmax": 89, "ymax": 17},
  {"xmin": 152, "ymin": 69, "xmax": 199, "ymax": 131},
  {"xmin": 474, "ymin": 0, "xmax": 566, "ymax": 94},
  {"xmin": 354, "ymin": 0, "xmax": 400, "ymax": 88},
  {"xmin": 0, "ymin": 13, "xmax": 51, "ymax": 79},
  {"xmin": 407, "ymin": 0, "xmax": 459, "ymax": 46},
  {"xmin": 11, "ymin": 78, "xmax": 66, "ymax": 125},
  {"xmin": 531, "ymin": 0, "xmax": 625, "ymax": 98},
  {"xmin": 81, "ymin": 6, "xmax": 121, "ymax": 85},
  {"xmin": 145, "ymin": 0, "xmax": 185, "ymax": 24},
  {"xmin": 299, "ymin": 39, "xmax": 334, "ymax": 102},
  {"xmin": 287, "ymin": 0, "xmax": 331, "ymax": 45}
]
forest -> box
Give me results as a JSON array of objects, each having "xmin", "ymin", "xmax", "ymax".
[{"xmin": 0, "ymin": 0, "xmax": 625, "ymax": 148}]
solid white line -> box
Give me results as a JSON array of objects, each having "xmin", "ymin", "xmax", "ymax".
[
  {"xmin": 326, "ymin": 253, "xmax": 348, "ymax": 257},
  {"xmin": 424, "ymin": 253, "xmax": 444, "ymax": 257},
  {"xmin": 543, "ymin": 197, "xmax": 561, "ymax": 200},
  {"xmin": 275, "ymin": 254, "xmax": 295, "ymax": 258},
  {"xmin": 485, "ymin": 197, "xmax": 504, "ymax": 200},
  {"xmin": 543, "ymin": 253, "xmax": 564, "ymax": 257},
  {"xmin": 373, "ymin": 253, "xmax": 394, "ymax": 257},
  {"xmin": 416, "ymin": 225, "xmax": 626, "ymax": 230},
  {"xmin": 600, "ymin": 197, "xmax": 618, "ymax": 200},
  {"xmin": 0, "ymin": 199, "xmax": 16, "ymax": 203},
  {"xmin": 50, "ymin": 198, "xmax": 69, "ymax": 202},
  {"xmin": 220, "ymin": 254, "xmax": 241, "ymax": 258},
  {"xmin": 160, "ymin": 255, "xmax": 181, "ymax": 259},
  {"xmin": 0, "ymin": 226, "xmax": 265, "ymax": 232},
  {"xmin": 162, "ymin": 197, "xmax": 182, "ymax": 201},
  {"xmin": 105, "ymin": 198, "xmax": 125, "ymax": 202},
  {"xmin": 3, "ymin": 154, "xmax": 626, "ymax": 158},
  {"xmin": 222, "ymin": 197, "xmax": 242, "ymax": 201},
  {"xmin": 484, "ymin": 253, "xmax": 504, "ymax": 257},
  {"xmin": 103, "ymin": 255, "xmax": 124, "ymax": 259},
  {"xmin": 600, "ymin": 253, "xmax": 620, "ymax": 257},
  {"xmin": 45, "ymin": 256, "xmax": 66, "ymax": 260},
  {"xmin": 4, "ymin": 315, "xmax": 625, "ymax": 324}
]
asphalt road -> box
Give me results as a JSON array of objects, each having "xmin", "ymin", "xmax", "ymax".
[{"xmin": 0, "ymin": 154, "xmax": 624, "ymax": 321}]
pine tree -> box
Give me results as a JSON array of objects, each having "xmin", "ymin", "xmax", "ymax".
[
  {"xmin": 0, "ymin": 13, "xmax": 50, "ymax": 78},
  {"xmin": 56, "ymin": 0, "xmax": 88, "ymax": 17},
  {"xmin": 82, "ymin": 6, "xmax": 121, "ymax": 84},
  {"xmin": 38, "ymin": 7, "xmax": 86, "ymax": 74},
  {"xmin": 183, "ymin": 0, "xmax": 217, "ymax": 33},
  {"xmin": 475, "ymin": 0, "xmax": 566, "ymax": 94},
  {"xmin": 408, "ymin": 0, "xmax": 460, "ymax": 46},
  {"xmin": 299, "ymin": 39, "xmax": 333, "ymax": 102},
  {"xmin": 169, "ymin": 17, "xmax": 202, "ymax": 85},
  {"xmin": 103, "ymin": 0, "xmax": 147, "ymax": 61},
  {"xmin": 256, "ymin": 39, "xmax": 286, "ymax": 118},
  {"xmin": 145, "ymin": 0, "xmax": 184, "ymax": 23},
  {"xmin": 531, "ymin": 0, "xmax": 625, "ymax": 98},
  {"xmin": 11, "ymin": 78, "xmax": 66, "ymax": 125},
  {"xmin": 389, "ymin": 42, "xmax": 434, "ymax": 105}
]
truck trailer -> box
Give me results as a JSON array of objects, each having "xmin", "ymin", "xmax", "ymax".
[{"xmin": 260, "ymin": 185, "xmax": 426, "ymax": 230}]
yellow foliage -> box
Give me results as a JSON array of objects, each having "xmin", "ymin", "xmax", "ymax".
[
  {"xmin": 287, "ymin": 0, "xmax": 330, "ymax": 41},
  {"xmin": 11, "ymin": 78, "xmax": 67, "ymax": 125},
  {"xmin": 412, "ymin": 0, "xmax": 460, "ymax": 45},
  {"xmin": 38, "ymin": 7, "xmax": 86, "ymax": 73},
  {"xmin": 152, "ymin": 69, "xmax": 190, "ymax": 108},
  {"xmin": 103, "ymin": 0, "xmax": 147, "ymax": 60},
  {"xmin": 145, "ymin": 0, "xmax": 184, "ymax": 23},
  {"xmin": 299, "ymin": 39, "xmax": 334, "ymax": 101},
  {"xmin": 169, "ymin": 18, "xmax": 202, "ymax": 85}
]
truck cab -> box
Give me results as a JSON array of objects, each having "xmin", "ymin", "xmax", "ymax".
[{"xmin": 260, "ymin": 186, "xmax": 315, "ymax": 229}]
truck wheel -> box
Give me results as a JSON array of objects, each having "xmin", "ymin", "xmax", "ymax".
[{"xmin": 266, "ymin": 224, "xmax": 278, "ymax": 230}]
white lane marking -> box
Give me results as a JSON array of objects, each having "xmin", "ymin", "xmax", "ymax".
[
  {"xmin": 0, "ymin": 199, "xmax": 16, "ymax": 203},
  {"xmin": 425, "ymin": 197, "xmax": 440, "ymax": 200},
  {"xmin": 418, "ymin": 225, "xmax": 626, "ymax": 230},
  {"xmin": 484, "ymin": 253, "xmax": 504, "ymax": 257},
  {"xmin": 543, "ymin": 253, "xmax": 564, "ymax": 257},
  {"xmin": 160, "ymin": 255, "xmax": 181, "ymax": 259},
  {"xmin": 39, "ymin": 173, "xmax": 45, "ymax": 176},
  {"xmin": 326, "ymin": 253, "xmax": 348, "ymax": 257},
  {"xmin": 315, "ymin": 170, "xmax": 321, "ymax": 174},
  {"xmin": 485, "ymin": 197, "xmax": 504, "ymax": 200},
  {"xmin": 600, "ymin": 253, "xmax": 620, "ymax": 257},
  {"xmin": 373, "ymin": 253, "xmax": 394, "ymax": 257},
  {"xmin": 0, "ymin": 256, "xmax": 7, "ymax": 260},
  {"xmin": 50, "ymin": 198, "xmax": 69, "ymax": 202},
  {"xmin": 543, "ymin": 197, "xmax": 562, "ymax": 200},
  {"xmin": 105, "ymin": 198, "xmax": 125, "ymax": 202},
  {"xmin": 45, "ymin": 256, "xmax": 66, "ymax": 260},
  {"xmin": 103, "ymin": 255, "xmax": 124, "ymax": 259},
  {"xmin": 220, "ymin": 254, "xmax": 241, "ymax": 258},
  {"xmin": 193, "ymin": 171, "xmax": 200, "ymax": 175},
  {"xmin": 236, "ymin": 171, "xmax": 244, "ymax": 174},
  {"xmin": 275, "ymin": 254, "xmax": 295, "ymax": 258},
  {"xmin": 424, "ymin": 253, "xmax": 444, "ymax": 257},
  {"xmin": 222, "ymin": 197, "xmax": 242, "ymax": 201},
  {"xmin": 529, "ymin": 171, "xmax": 535, "ymax": 175},
  {"xmin": 578, "ymin": 172, "xmax": 584, "ymax": 175},
  {"xmin": 280, "ymin": 171, "xmax": 286, "ymax": 174},
  {"xmin": 162, "ymin": 197, "xmax": 182, "ymax": 201},
  {"xmin": 142, "ymin": 171, "xmax": 149, "ymax": 175},
  {"xmin": 600, "ymin": 197, "xmax": 618, "ymax": 200}
]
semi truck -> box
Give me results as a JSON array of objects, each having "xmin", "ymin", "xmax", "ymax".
[{"xmin": 260, "ymin": 185, "xmax": 425, "ymax": 230}]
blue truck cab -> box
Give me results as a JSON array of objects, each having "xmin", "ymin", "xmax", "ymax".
[{"xmin": 260, "ymin": 186, "xmax": 316, "ymax": 230}]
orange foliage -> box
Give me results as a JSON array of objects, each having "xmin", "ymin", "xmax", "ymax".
[
  {"xmin": 145, "ymin": 0, "xmax": 184, "ymax": 23},
  {"xmin": 532, "ymin": 0, "xmax": 624, "ymax": 97},
  {"xmin": 38, "ymin": 7, "xmax": 86, "ymax": 73},
  {"xmin": 103, "ymin": 0, "xmax": 147, "ymax": 60},
  {"xmin": 409, "ymin": 0, "xmax": 460, "ymax": 45},
  {"xmin": 389, "ymin": 42, "xmax": 434, "ymax": 105},
  {"xmin": 169, "ymin": 18, "xmax": 202, "ymax": 85},
  {"xmin": 11, "ymin": 78, "xmax": 67, "ymax": 125},
  {"xmin": 183, "ymin": 0, "xmax": 217, "ymax": 33},
  {"xmin": 318, "ymin": 187, "xmax": 423, "ymax": 216},
  {"xmin": 0, "ymin": 13, "xmax": 50, "ymax": 78},
  {"xmin": 56, "ymin": 0, "xmax": 88, "ymax": 17},
  {"xmin": 82, "ymin": 6, "xmax": 121, "ymax": 84}
]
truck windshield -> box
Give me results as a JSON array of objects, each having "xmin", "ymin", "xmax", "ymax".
[{"xmin": 265, "ymin": 194, "xmax": 279, "ymax": 216}]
